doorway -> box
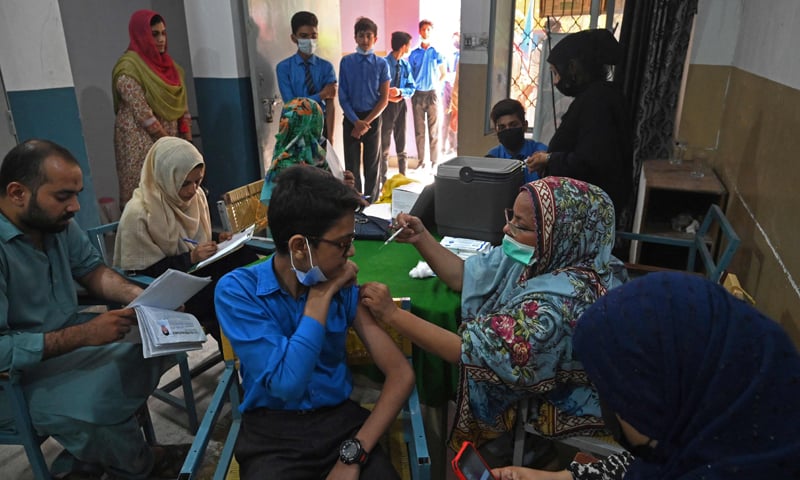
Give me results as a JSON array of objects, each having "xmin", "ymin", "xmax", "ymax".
[{"xmin": 242, "ymin": 0, "xmax": 462, "ymax": 177}]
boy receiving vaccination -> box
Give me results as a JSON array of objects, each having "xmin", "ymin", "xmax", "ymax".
[
  {"xmin": 215, "ymin": 165, "xmax": 413, "ymax": 479},
  {"xmin": 338, "ymin": 17, "xmax": 390, "ymax": 202}
]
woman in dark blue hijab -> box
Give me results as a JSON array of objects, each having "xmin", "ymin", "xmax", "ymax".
[
  {"xmin": 494, "ymin": 271, "xmax": 800, "ymax": 479},
  {"xmin": 574, "ymin": 271, "xmax": 800, "ymax": 479}
]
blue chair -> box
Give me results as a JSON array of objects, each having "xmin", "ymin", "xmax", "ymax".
[
  {"xmin": 178, "ymin": 330, "xmax": 242, "ymax": 480},
  {"xmin": 179, "ymin": 298, "xmax": 430, "ymax": 480},
  {"xmin": 1, "ymin": 370, "xmax": 157, "ymax": 479},
  {"xmin": 617, "ymin": 204, "xmax": 740, "ymax": 283},
  {"xmin": 0, "ymin": 371, "xmax": 50, "ymax": 480},
  {"xmin": 85, "ymin": 221, "xmax": 205, "ymax": 434}
]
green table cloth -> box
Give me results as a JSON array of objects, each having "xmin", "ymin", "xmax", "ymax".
[{"xmin": 353, "ymin": 239, "xmax": 460, "ymax": 406}]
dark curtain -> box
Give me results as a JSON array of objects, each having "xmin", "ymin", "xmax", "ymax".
[{"xmin": 614, "ymin": 0, "xmax": 699, "ymax": 229}]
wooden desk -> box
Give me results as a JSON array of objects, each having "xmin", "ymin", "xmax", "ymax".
[{"xmin": 630, "ymin": 159, "xmax": 728, "ymax": 267}]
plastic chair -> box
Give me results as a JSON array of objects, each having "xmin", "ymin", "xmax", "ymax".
[
  {"xmin": 179, "ymin": 298, "xmax": 430, "ymax": 480},
  {"xmin": 617, "ymin": 204, "xmax": 740, "ymax": 283},
  {"xmin": 85, "ymin": 221, "xmax": 205, "ymax": 434},
  {"xmin": 0, "ymin": 371, "xmax": 50, "ymax": 480}
]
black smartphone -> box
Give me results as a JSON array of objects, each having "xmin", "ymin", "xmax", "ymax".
[{"xmin": 452, "ymin": 441, "xmax": 497, "ymax": 480}]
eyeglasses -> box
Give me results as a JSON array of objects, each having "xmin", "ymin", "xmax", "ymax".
[
  {"xmin": 504, "ymin": 208, "xmax": 536, "ymax": 237},
  {"xmin": 311, "ymin": 235, "xmax": 355, "ymax": 257}
]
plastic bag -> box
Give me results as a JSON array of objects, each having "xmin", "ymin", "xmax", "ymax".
[{"xmin": 326, "ymin": 143, "xmax": 344, "ymax": 181}]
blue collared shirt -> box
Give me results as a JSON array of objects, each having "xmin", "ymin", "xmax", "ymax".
[
  {"xmin": 215, "ymin": 256, "xmax": 359, "ymax": 412},
  {"xmin": 384, "ymin": 54, "xmax": 416, "ymax": 98},
  {"xmin": 409, "ymin": 45, "xmax": 445, "ymax": 91},
  {"xmin": 338, "ymin": 52, "xmax": 390, "ymax": 123},
  {"xmin": 487, "ymin": 139, "xmax": 548, "ymax": 183},
  {"xmin": 276, "ymin": 53, "xmax": 337, "ymax": 111}
]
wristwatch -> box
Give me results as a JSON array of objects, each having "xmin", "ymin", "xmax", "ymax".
[{"xmin": 339, "ymin": 438, "xmax": 369, "ymax": 465}]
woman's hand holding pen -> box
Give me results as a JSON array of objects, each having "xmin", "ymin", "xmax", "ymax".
[{"xmin": 188, "ymin": 240, "xmax": 218, "ymax": 264}]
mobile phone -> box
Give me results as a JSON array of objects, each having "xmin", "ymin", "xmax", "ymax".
[{"xmin": 451, "ymin": 441, "xmax": 497, "ymax": 480}]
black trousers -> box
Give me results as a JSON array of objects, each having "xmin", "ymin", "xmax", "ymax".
[
  {"xmin": 343, "ymin": 112, "xmax": 382, "ymax": 202},
  {"xmin": 380, "ymin": 100, "xmax": 408, "ymax": 180},
  {"xmin": 235, "ymin": 399, "xmax": 399, "ymax": 479},
  {"xmin": 412, "ymin": 89, "xmax": 440, "ymax": 167}
]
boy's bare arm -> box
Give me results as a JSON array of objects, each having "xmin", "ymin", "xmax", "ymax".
[{"xmin": 347, "ymin": 305, "xmax": 414, "ymax": 455}]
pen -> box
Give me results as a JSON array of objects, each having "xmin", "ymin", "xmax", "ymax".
[
  {"xmin": 182, "ymin": 237, "xmax": 199, "ymax": 246},
  {"xmin": 383, "ymin": 226, "xmax": 405, "ymax": 246}
]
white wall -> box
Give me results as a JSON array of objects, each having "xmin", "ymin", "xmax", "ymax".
[
  {"xmin": 0, "ymin": 0, "xmax": 74, "ymax": 91},
  {"xmin": 733, "ymin": 0, "xmax": 800, "ymax": 90},
  {"xmin": 690, "ymin": 0, "xmax": 741, "ymax": 67},
  {"xmin": 185, "ymin": 0, "xmax": 249, "ymax": 78}
]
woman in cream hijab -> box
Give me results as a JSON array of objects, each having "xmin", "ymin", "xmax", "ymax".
[{"xmin": 114, "ymin": 136, "xmax": 255, "ymax": 341}]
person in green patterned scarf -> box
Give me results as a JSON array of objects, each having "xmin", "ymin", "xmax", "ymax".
[
  {"xmin": 112, "ymin": 9, "xmax": 191, "ymax": 208},
  {"xmin": 261, "ymin": 97, "xmax": 329, "ymax": 203}
]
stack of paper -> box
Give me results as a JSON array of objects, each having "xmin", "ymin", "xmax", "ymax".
[
  {"xmin": 440, "ymin": 236, "xmax": 492, "ymax": 260},
  {"xmin": 126, "ymin": 269, "xmax": 212, "ymax": 358}
]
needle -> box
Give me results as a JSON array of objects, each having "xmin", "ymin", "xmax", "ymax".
[{"xmin": 383, "ymin": 226, "xmax": 405, "ymax": 246}]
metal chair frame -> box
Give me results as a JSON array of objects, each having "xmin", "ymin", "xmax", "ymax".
[{"xmin": 85, "ymin": 221, "xmax": 210, "ymax": 433}]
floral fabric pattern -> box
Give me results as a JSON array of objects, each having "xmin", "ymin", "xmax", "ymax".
[
  {"xmin": 450, "ymin": 177, "xmax": 623, "ymax": 450},
  {"xmin": 114, "ymin": 74, "xmax": 180, "ymax": 206}
]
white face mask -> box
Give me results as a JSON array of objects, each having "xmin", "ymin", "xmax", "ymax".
[
  {"xmin": 297, "ymin": 38, "xmax": 317, "ymax": 55},
  {"xmin": 290, "ymin": 237, "xmax": 328, "ymax": 286}
]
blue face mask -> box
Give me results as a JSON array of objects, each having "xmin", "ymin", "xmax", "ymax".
[
  {"xmin": 502, "ymin": 234, "xmax": 537, "ymax": 266},
  {"xmin": 356, "ymin": 46, "xmax": 373, "ymax": 56},
  {"xmin": 290, "ymin": 237, "xmax": 328, "ymax": 286}
]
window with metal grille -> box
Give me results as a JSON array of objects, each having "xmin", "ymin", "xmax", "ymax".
[{"xmin": 488, "ymin": 0, "xmax": 625, "ymax": 138}]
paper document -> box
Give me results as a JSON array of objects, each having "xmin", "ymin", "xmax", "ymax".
[
  {"xmin": 191, "ymin": 224, "xmax": 255, "ymax": 272},
  {"xmin": 440, "ymin": 236, "xmax": 492, "ymax": 260},
  {"xmin": 135, "ymin": 307, "xmax": 207, "ymax": 358},
  {"xmin": 124, "ymin": 269, "xmax": 211, "ymax": 357},
  {"xmin": 128, "ymin": 268, "xmax": 211, "ymax": 310},
  {"xmin": 361, "ymin": 202, "xmax": 393, "ymax": 221}
]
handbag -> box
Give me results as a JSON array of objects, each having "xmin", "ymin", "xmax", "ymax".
[{"xmin": 354, "ymin": 212, "xmax": 390, "ymax": 240}]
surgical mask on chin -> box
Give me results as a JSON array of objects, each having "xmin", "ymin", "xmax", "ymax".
[
  {"xmin": 497, "ymin": 127, "xmax": 526, "ymax": 154},
  {"xmin": 356, "ymin": 46, "xmax": 373, "ymax": 56},
  {"xmin": 297, "ymin": 38, "xmax": 317, "ymax": 56},
  {"xmin": 502, "ymin": 234, "xmax": 536, "ymax": 266},
  {"xmin": 290, "ymin": 237, "xmax": 328, "ymax": 286}
]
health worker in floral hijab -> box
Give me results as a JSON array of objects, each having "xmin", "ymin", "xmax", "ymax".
[{"xmin": 360, "ymin": 176, "xmax": 625, "ymax": 450}]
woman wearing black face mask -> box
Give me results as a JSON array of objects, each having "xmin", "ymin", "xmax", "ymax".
[
  {"xmin": 528, "ymin": 29, "xmax": 633, "ymax": 220},
  {"xmin": 486, "ymin": 99, "xmax": 548, "ymax": 183}
]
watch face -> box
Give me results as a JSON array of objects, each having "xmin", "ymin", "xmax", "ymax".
[
  {"xmin": 339, "ymin": 438, "xmax": 365, "ymax": 464},
  {"xmin": 341, "ymin": 440, "xmax": 358, "ymax": 458}
]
